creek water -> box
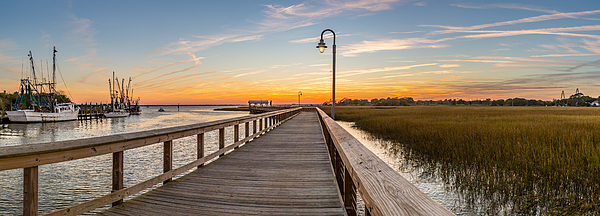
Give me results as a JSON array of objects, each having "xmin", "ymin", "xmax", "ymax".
[
  {"xmin": 336, "ymin": 121, "xmax": 483, "ymax": 215},
  {"xmin": 0, "ymin": 105, "xmax": 248, "ymax": 215}
]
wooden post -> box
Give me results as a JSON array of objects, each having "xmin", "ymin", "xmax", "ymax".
[
  {"xmin": 234, "ymin": 124, "xmax": 239, "ymax": 143},
  {"xmin": 112, "ymin": 151, "xmax": 124, "ymax": 206},
  {"xmin": 253, "ymin": 120, "xmax": 257, "ymax": 134},
  {"xmin": 219, "ymin": 128, "xmax": 225, "ymax": 156},
  {"xmin": 245, "ymin": 122, "xmax": 249, "ymax": 138},
  {"xmin": 344, "ymin": 167, "xmax": 357, "ymax": 216},
  {"xmin": 197, "ymin": 133, "xmax": 204, "ymax": 168},
  {"xmin": 23, "ymin": 166, "xmax": 38, "ymax": 216},
  {"xmin": 163, "ymin": 141, "xmax": 172, "ymax": 184},
  {"xmin": 259, "ymin": 118, "xmax": 263, "ymax": 131}
]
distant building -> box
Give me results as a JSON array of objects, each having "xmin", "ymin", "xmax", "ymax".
[
  {"xmin": 592, "ymin": 100, "xmax": 600, "ymax": 106},
  {"xmin": 248, "ymin": 100, "xmax": 270, "ymax": 107}
]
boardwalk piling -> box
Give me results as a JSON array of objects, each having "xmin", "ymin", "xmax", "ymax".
[{"xmin": 163, "ymin": 141, "xmax": 172, "ymax": 184}]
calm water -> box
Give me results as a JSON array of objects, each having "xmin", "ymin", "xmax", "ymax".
[
  {"xmin": 0, "ymin": 106, "xmax": 248, "ymax": 215},
  {"xmin": 336, "ymin": 121, "xmax": 482, "ymax": 216}
]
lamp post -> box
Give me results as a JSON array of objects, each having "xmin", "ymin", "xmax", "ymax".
[
  {"xmin": 298, "ymin": 91, "xmax": 302, "ymax": 106},
  {"xmin": 316, "ymin": 29, "xmax": 336, "ymax": 120}
]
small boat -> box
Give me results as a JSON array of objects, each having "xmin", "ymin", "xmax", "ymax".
[
  {"xmin": 158, "ymin": 107, "xmax": 165, "ymax": 112},
  {"xmin": 104, "ymin": 110, "xmax": 130, "ymax": 118}
]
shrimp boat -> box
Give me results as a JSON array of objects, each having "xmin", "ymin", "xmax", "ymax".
[
  {"xmin": 104, "ymin": 71, "xmax": 130, "ymax": 118},
  {"xmin": 6, "ymin": 47, "xmax": 80, "ymax": 123}
]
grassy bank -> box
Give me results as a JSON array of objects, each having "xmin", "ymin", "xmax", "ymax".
[{"xmin": 322, "ymin": 106, "xmax": 600, "ymax": 215}]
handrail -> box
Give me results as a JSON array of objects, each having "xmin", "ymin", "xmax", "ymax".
[
  {"xmin": 315, "ymin": 108, "xmax": 453, "ymax": 216},
  {"xmin": 0, "ymin": 107, "xmax": 302, "ymax": 216}
]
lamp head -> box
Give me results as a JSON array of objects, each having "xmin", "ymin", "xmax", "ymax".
[{"xmin": 316, "ymin": 39, "xmax": 327, "ymax": 53}]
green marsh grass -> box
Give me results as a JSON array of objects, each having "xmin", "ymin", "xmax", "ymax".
[{"xmin": 323, "ymin": 106, "xmax": 600, "ymax": 215}]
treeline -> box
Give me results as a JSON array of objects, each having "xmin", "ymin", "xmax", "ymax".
[
  {"xmin": 0, "ymin": 91, "xmax": 72, "ymax": 112},
  {"xmin": 334, "ymin": 92, "xmax": 600, "ymax": 107}
]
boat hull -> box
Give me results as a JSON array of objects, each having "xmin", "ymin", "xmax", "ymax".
[{"xmin": 7, "ymin": 110, "xmax": 79, "ymax": 123}]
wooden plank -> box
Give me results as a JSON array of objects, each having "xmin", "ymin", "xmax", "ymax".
[
  {"xmin": 316, "ymin": 108, "xmax": 453, "ymax": 216},
  {"xmin": 112, "ymin": 151, "xmax": 124, "ymax": 206},
  {"xmin": 98, "ymin": 111, "xmax": 343, "ymax": 216},
  {"xmin": 24, "ymin": 166, "xmax": 38, "ymax": 216},
  {"xmin": 164, "ymin": 141, "xmax": 173, "ymax": 184}
]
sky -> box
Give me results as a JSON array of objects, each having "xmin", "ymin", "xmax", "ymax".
[{"xmin": 1, "ymin": 0, "xmax": 600, "ymax": 105}]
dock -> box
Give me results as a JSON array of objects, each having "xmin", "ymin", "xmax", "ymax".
[
  {"xmin": 99, "ymin": 112, "xmax": 343, "ymax": 215},
  {"xmin": 0, "ymin": 107, "xmax": 453, "ymax": 216}
]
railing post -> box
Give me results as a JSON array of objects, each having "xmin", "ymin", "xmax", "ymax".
[
  {"xmin": 234, "ymin": 124, "xmax": 240, "ymax": 149},
  {"xmin": 344, "ymin": 167, "xmax": 357, "ymax": 216},
  {"xmin": 245, "ymin": 122, "xmax": 249, "ymax": 138},
  {"xmin": 253, "ymin": 120, "xmax": 257, "ymax": 134},
  {"xmin": 259, "ymin": 118, "xmax": 263, "ymax": 131},
  {"xmin": 197, "ymin": 133, "xmax": 204, "ymax": 168},
  {"xmin": 163, "ymin": 140, "xmax": 172, "ymax": 184},
  {"xmin": 234, "ymin": 124, "xmax": 239, "ymax": 142},
  {"xmin": 112, "ymin": 151, "xmax": 124, "ymax": 206},
  {"xmin": 219, "ymin": 128, "xmax": 225, "ymax": 156},
  {"xmin": 23, "ymin": 166, "xmax": 38, "ymax": 216}
]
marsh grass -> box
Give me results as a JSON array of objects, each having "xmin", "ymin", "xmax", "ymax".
[{"xmin": 323, "ymin": 106, "xmax": 600, "ymax": 215}]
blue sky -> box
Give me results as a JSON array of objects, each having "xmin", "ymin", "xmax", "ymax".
[{"xmin": 1, "ymin": 0, "xmax": 600, "ymax": 104}]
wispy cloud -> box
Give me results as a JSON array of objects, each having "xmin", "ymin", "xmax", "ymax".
[
  {"xmin": 68, "ymin": 15, "xmax": 97, "ymax": 45},
  {"xmin": 289, "ymin": 34, "xmax": 352, "ymax": 43},
  {"xmin": 423, "ymin": 9, "xmax": 600, "ymax": 35},
  {"xmin": 439, "ymin": 64, "xmax": 460, "ymax": 68},
  {"xmin": 450, "ymin": 3, "xmax": 561, "ymax": 14},
  {"xmin": 531, "ymin": 53, "xmax": 599, "ymax": 57},
  {"xmin": 414, "ymin": 2, "xmax": 427, "ymax": 7},
  {"xmin": 134, "ymin": 54, "xmax": 203, "ymax": 79},
  {"xmin": 343, "ymin": 38, "xmax": 450, "ymax": 56}
]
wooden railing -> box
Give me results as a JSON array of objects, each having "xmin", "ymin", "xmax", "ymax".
[
  {"xmin": 0, "ymin": 107, "xmax": 302, "ymax": 216},
  {"xmin": 248, "ymin": 106, "xmax": 292, "ymax": 114},
  {"xmin": 315, "ymin": 108, "xmax": 454, "ymax": 216}
]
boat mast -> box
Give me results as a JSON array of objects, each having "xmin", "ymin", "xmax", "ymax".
[
  {"xmin": 112, "ymin": 71, "xmax": 115, "ymax": 111},
  {"xmin": 51, "ymin": 46, "xmax": 57, "ymax": 111}
]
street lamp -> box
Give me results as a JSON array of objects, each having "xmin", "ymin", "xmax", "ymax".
[
  {"xmin": 316, "ymin": 29, "xmax": 336, "ymax": 120},
  {"xmin": 298, "ymin": 91, "xmax": 302, "ymax": 106}
]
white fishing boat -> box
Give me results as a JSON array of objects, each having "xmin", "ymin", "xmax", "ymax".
[
  {"xmin": 8, "ymin": 103, "xmax": 79, "ymax": 123},
  {"xmin": 6, "ymin": 47, "xmax": 80, "ymax": 123},
  {"xmin": 105, "ymin": 72, "xmax": 130, "ymax": 118}
]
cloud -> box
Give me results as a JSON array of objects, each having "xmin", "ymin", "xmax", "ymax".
[
  {"xmin": 150, "ymin": 34, "xmax": 263, "ymax": 57},
  {"xmin": 68, "ymin": 15, "xmax": 97, "ymax": 45},
  {"xmin": 78, "ymin": 67, "xmax": 109, "ymax": 83},
  {"xmin": 439, "ymin": 64, "xmax": 460, "ymax": 68},
  {"xmin": 531, "ymin": 53, "xmax": 599, "ymax": 57},
  {"xmin": 289, "ymin": 34, "xmax": 352, "ymax": 44},
  {"xmin": 134, "ymin": 54, "xmax": 203, "ymax": 79},
  {"xmin": 414, "ymin": 2, "xmax": 427, "ymax": 6},
  {"xmin": 450, "ymin": 3, "xmax": 561, "ymax": 14},
  {"xmin": 40, "ymin": 30, "xmax": 51, "ymax": 41},
  {"xmin": 423, "ymin": 9, "xmax": 600, "ymax": 35},
  {"xmin": 450, "ymin": 25, "xmax": 600, "ymax": 40},
  {"xmin": 343, "ymin": 38, "xmax": 451, "ymax": 56}
]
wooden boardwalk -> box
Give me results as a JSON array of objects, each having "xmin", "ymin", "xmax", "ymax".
[{"xmin": 98, "ymin": 111, "xmax": 344, "ymax": 216}]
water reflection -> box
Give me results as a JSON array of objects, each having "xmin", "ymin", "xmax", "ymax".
[{"xmin": 0, "ymin": 106, "xmax": 248, "ymax": 215}]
